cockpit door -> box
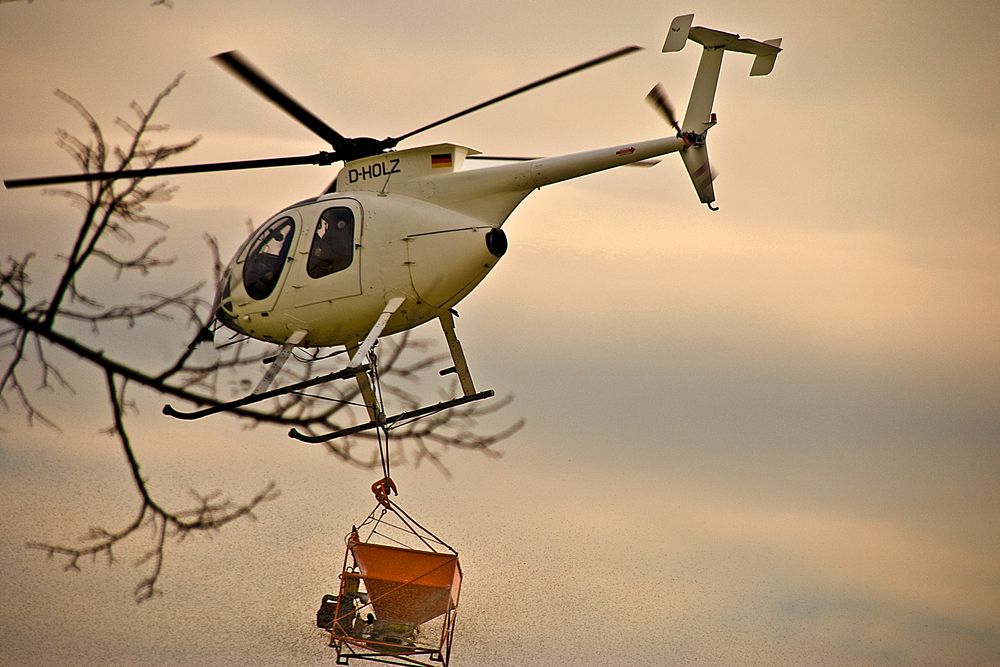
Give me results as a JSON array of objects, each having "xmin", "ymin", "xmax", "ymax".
[
  {"xmin": 291, "ymin": 198, "xmax": 363, "ymax": 307},
  {"xmin": 235, "ymin": 210, "xmax": 301, "ymax": 316}
]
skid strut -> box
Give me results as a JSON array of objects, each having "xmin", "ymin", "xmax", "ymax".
[
  {"xmin": 289, "ymin": 309, "xmax": 493, "ymax": 443},
  {"xmin": 438, "ymin": 310, "xmax": 477, "ymax": 396}
]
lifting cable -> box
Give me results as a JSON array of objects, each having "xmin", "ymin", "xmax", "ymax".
[
  {"xmin": 357, "ymin": 344, "xmax": 456, "ymax": 554},
  {"xmin": 367, "ymin": 346, "xmax": 391, "ymax": 482}
]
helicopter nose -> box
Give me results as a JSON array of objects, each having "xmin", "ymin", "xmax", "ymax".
[
  {"xmin": 214, "ymin": 269, "xmax": 246, "ymax": 335},
  {"xmin": 216, "ymin": 303, "xmax": 239, "ymax": 331}
]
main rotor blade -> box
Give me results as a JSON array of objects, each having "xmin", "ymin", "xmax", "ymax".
[
  {"xmin": 392, "ymin": 45, "xmax": 643, "ymax": 144},
  {"xmin": 214, "ymin": 51, "xmax": 349, "ymax": 150},
  {"xmin": 3, "ymin": 152, "xmax": 336, "ymax": 189}
]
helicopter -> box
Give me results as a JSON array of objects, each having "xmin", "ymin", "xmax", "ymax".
[{"xmin": 4, "ymin": 15, "xmax": 781, "ymax": 441}]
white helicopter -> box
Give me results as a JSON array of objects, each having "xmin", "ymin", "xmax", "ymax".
[{"xmin": 5, "ymin": 15, "xmax": 781, "ymax": 440}]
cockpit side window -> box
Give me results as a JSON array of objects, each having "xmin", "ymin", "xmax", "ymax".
[
  {"xmin": 307, "ymin": 207, "xmax": 355, "ymax": 279},
  {"xmin": 243, "ymin": 216, "xmax": 295, "ymax": 300}
]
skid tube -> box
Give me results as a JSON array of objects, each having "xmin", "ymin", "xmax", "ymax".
[
  {"xmin": 162, "ymin": 364, "xmax": 369, "ymax": 420},
  {"xmin": 289, "ymin": 389, "xmax": 495, "ymax": 443}
]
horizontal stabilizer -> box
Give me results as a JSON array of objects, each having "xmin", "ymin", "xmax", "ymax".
[
  {"xmin": 664, "ymin": 15, "xmax": 783, "ymax": 77},
  {"xmin": 693, "ymin": 29, "xmax": 782, "ymax": 76}
]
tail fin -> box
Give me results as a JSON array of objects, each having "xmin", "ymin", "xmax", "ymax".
[{"xmin": 662, "ymin": 14, "xmax": 781, "ymax": 209}]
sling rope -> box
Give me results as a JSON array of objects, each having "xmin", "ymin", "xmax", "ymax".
[
  {"xmin": 367, "ymin": 345, "xmax": 391, "ymax": 482},
  {"xmin": 360, "ymin": 345, "xmax": 455, "ymax": 554}
]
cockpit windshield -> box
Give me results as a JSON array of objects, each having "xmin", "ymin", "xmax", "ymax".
[{"xmin": 243, "ymin": 216, "xmax": 295, "ymax": 300}]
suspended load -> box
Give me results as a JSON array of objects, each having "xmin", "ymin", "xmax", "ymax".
[{"xmin": 319, "ymin": 478, "xmax": 462, "ymax": 666}]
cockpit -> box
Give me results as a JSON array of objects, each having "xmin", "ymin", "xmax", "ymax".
[{"xmin": 214, "ymin": 201, "xmax": 363, "ymax": 341}]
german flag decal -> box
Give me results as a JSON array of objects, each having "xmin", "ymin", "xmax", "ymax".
[{"xmin": 431, "ymin": 153, "xmax": 453, "ymax": 168}]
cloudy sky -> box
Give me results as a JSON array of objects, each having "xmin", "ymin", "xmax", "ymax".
[{"xmin": 2, "ymin": 1, "xmax": 998, "ymax": 665}]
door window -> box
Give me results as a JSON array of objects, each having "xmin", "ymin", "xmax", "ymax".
[{"xmin": 307, "ymin": 207, "xmax": 355, "ymax": 279}]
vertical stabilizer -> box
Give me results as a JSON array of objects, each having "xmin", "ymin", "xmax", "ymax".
[
  {"xmin": 680, "ymin": 145, "xmax": 716, "ymax": 208},
  {"xmin": 662, "ymin": 14, "xmax": 694, "ymax": 52},
  {"xmin": 749, "ymin": 39, "xmax": 783, "ymax": 76}
]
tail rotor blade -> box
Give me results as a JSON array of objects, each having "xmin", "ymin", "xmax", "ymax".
[{"xmin": 645, "ymin": 83, "xmax": 681, "ymax": 132}]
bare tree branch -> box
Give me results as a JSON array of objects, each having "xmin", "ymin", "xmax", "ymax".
[{"xmin": 24, "ymin": 369, "xmax": 279, "ymax": 602}]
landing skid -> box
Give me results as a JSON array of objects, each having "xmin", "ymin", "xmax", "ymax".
[
  {"xmin": 289, "ymin": 389, "xmax": 495, "ymax": 443},
  {"xmin": 162, "ymin": 305, "xmax": 493, "ymax": 440},
  {"xmin": 162, "ymin": 364, "xmax": 369, "ymax": 420}
]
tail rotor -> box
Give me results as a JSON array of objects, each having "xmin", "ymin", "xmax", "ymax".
[{"xmin": 645, "ymin": 81, "xmax": 720, "ymax": 210}]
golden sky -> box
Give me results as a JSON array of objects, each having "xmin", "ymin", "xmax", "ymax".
[{"xmin": 1, "ymin": 1, "xmax": 998, "ymax": 665}]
